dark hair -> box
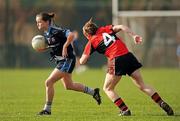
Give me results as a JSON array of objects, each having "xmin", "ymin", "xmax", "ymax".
[
  {"xmin": 83, "ymin": 18, "xmax": 98, "ymax": 35},
  {"xmin": 36, "ymin": 12, "xmax": 55, "ymax": 23}
]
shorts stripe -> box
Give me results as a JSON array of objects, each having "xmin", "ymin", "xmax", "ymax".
[
  {"xmin": 56, "ymin": 58, "xmax": 75, "ymax": 73},
  {"xmin": 62, "ymin": 59, "xmax": 70, "ymax": 70},
  {"xmin": 66, "ymin": 59, "xmax": 73, "ymax": 72}
]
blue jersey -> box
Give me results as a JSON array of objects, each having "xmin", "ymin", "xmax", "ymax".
[{"xmin": 44, "ymin": 25, "xmax": 75, "ymax": 59}]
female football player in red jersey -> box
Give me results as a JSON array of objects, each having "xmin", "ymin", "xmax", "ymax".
[
  {"xmin": 35, "ymin": 13, "xmax": 101, "ymax": 115},
  {"xmin": 80, "ymin": 18, "xmax": 174, "ymax": 116}
]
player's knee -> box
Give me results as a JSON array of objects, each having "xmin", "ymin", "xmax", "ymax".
[{"xmin": 45, "ymin": 79, "xmax": 54, "ymax": 87}]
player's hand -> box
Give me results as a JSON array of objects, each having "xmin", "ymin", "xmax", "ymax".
[
  {"xmin": 133, "ymin": 35, "xmax": 142, "ymax": 44},
  {"xmin": 62, "ymin": 46, "xmax": 68, "ymax": 58}
]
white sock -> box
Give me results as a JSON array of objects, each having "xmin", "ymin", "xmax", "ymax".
[
  {"xmin": 84, "ymin": 86, "xmax": 95, "ymax": 96},
  {"xmin": 43, "ymin": 103, "xmax": 52, "ymax": 112}
]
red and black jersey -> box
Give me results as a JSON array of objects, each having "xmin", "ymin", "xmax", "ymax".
[{"xmin": 83, "ymin": 25, "xmax": 129, "ymax": 60}]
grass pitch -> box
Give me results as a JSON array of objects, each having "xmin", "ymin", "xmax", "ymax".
[{"xmin": 0, "ymin": 68, "xmax": 180, "ymax": 121}]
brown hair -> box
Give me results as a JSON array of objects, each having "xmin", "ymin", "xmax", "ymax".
[
  {"xmin": 36, "ymin": 12, "xmax": 55, "ymax": 24},
  {"xmin": 83, "ymin": 18, "xmax": 98, "ymax": 35}
]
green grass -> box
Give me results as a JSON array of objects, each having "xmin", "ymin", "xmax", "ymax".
[{"xmin": 0, "ymin": 68, "xmax": 180, "ymax": 121}]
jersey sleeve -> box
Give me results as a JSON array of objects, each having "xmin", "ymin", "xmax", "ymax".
[
  {"xmin": 65, "ymin": 29, "xmax": 71, "ymax": 37},
  {"xmin": 83, "ymin": 41, "xmax": 95, "ymax": 56},
  {"xmin": 106, "ymin": 25, "xmax": 113, "ymax": 30},
  {"xmin": 55, "ymin": 27, "xmax": 71, "ymax": 38},
  {"xmin": 60, "ymin": 29, "xmax": 71, "ymax": 38},
  {"xmin": 105, "ymin": 25, "xmax": 117, "ymax": 33}
]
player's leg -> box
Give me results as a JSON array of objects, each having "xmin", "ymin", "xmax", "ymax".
[
  {"xmin": 130, "ymin": 69, "xmax": 174, "ymax": 115},
  {"xmin": 130, "ymin": 69, "xmax": 155, "ymax": 96},
  {"xmin": 38, "ymin": 68, "xmax": 63, "ymax": 115},
  {"xmin": 58, "ymin": 57, "xmax": 101, "ymax": 105},
  {"xmin": 103, "ymin": 73, "xmax": 131, "ymax": 116},
  {"xmin": 103, "ymin": 73, "xmax": 121, "ymax": 100},
  {"xmin": 61, "ymin": 73, "xmax": 101, "ymax": 105}
]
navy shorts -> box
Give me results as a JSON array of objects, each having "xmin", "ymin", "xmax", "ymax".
[
  {"xmin": 107, "ymin": 52, "xmax": 142, "ymax": 76},
  {"xmin": 56, "ymin": 57, "xmax": 76, "ymax": 73}
]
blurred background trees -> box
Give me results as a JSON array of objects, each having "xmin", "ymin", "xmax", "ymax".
[{"xmin": 0, "ymin": 0, "xmax": 179, "ymax": 68}]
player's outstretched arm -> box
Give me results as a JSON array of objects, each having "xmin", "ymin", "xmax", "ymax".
[
  {"xmin": 80, "ymin": 41, "xmax": 93, "ymax": 64},
  {"xmin": 79, "ymin": 54, "xmax": 89, "ymax": 64},
  {"xmin": 112, "ymin": 25, "xmax": 142, "ymax": 44}
]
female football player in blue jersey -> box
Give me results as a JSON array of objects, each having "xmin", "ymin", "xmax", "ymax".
[{"xmin": 35, "ymin": 12, "xmax": 101, "ymax": 115}]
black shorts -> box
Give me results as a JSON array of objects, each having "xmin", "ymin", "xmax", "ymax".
[
  {"xmin": 56, "ymin": 57, "xmax": 76, "ymax": 73},
  {"xmin": 107, "ymin": 52, "xmax": 142, "ymax": 76}
]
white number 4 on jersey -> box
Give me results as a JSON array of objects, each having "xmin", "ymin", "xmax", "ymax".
[{"xmin": 102, "ymin": 33, "xmax": 116, "ymax": 46}]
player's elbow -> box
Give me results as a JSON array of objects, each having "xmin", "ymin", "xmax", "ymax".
[{"xmin": 113, "ymin": 25, "xmax": 124, "ymax": 32}]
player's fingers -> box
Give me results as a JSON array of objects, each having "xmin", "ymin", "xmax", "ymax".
[
  {"xmin": 63, "ymin": 50, "xmax": 68, "ymax": 58},
  {"xmin": 135, "ymin": 36, "xmax": 143, "ymax": 44}
]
